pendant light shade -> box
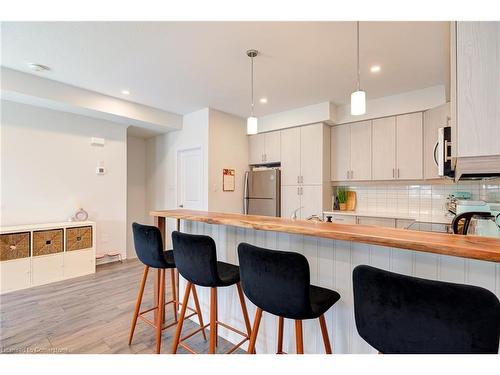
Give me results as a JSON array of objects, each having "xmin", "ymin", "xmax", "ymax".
[
  {"xmin": 246, "ymin": 49, "xmax": 259, "ymax": 135},
  {"xmin": 350, "ymin": 90, "xmax": 366, "ymax": 116},
  {"xmin": 351, "ymin": 22, "xmax": 366, "ymax": 116},
  {"xmin": 247, "ymin": 116, "xmax": 258, "ymax": 135}
]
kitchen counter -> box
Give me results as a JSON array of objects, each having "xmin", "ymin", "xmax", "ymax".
[
  {"xmin": 151, "ymin": 209, "xmax": 500, "ymax": 354},
  {"xmin": 151, "ymin": 209, "xmax": 499, "ymax": 262}
]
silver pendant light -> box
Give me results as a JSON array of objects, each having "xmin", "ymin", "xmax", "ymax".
[
  {"xmin": 246, "ymin": 49, "xmax": 258, "ymax": 135},
  {"xmin": 351, "ymin": 21, "xmax": 366, "ymax": 115}
]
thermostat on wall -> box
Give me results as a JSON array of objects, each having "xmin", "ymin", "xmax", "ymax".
[{"xmin": 96, "ymin": 166, "xmax": 106, "ymax": 175}]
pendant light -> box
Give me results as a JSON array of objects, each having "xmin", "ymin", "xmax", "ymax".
[
  {"xmin": 351, "ymin": 21, "xmax": 366, "ymax": 116},
  {"xmin": 246, "ymin": 49, "xmax": 258, "ymax": 135}
]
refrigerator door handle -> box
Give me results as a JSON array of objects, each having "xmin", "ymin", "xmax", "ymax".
[{"xmin": 243, "ymin": 171, "xmax": 249, "ymax": 214}]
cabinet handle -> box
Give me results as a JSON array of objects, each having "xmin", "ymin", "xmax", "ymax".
[
  {"xmin": 297, "ymin": 176, "xmax": 300, "ymax": 184},
  {"xmin": 397, "ymin": 168, "xmax": 400, "ymax": 178},
  {"xmin": 392, "ymin": 168, "xmax": 395, "ymax": 178},
  {"xmin": 346, "ymin": 171, "xmax": 349, "ymax": 180},
  {"xmin": 297, "ymin": 187, "xmax": 300, "ymax": 195},
  {"xmin": 350, "ymin": 170, "xmax": 353, "ymax": 180},
  {"xmin": 264, "ymin": 153, "xmax": 267, "ymax": 162}
]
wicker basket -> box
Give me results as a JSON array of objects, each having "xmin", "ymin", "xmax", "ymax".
[
  {"xmin": 66, "ymin": 226, "xmax": 92, "ymax": 251},
  {"xmin": 33, "ymin": 229, "xmax": 63, "ymax": 256},
  {"xmin": 0, "ymin": 232, "xmax": 30, "ymax": 261}
]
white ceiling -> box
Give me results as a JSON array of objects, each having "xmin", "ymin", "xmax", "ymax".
[{"xmin": 1, "ymin": 21, "xmax": 449, "ymax": 118}]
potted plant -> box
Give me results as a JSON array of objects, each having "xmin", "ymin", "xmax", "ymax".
[{"xmin": 337, "ymin": 188, "xmax": 347, "ymax": 211}]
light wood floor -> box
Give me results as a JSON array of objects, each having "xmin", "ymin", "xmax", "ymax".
[{"xmin": 0, "ymin": 259, "xmax": 241, "ymax": 354}]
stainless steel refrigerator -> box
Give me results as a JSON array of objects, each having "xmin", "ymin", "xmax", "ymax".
[{"xmin": 243, "ymin": 169, "xmax": 281, "ymax": 217}]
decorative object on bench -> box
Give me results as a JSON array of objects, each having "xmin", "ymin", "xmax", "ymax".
[{"xmin": 72, "ymin": 208, "xmax": 88, "ymax": 222}]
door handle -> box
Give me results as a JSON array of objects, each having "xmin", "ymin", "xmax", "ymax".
[{"xmin": 179, "ymin": 204, "xmax": 184, "ymax": 208}]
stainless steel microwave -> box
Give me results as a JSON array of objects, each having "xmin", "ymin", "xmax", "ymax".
[{"xmin": 435, "ymin": 126, "xmax": 454, "ymax": 178}]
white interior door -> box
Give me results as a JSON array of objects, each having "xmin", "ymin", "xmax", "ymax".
[{"xmin": 177, "ymin": 147, "xmax": 203, "ymax": 210}]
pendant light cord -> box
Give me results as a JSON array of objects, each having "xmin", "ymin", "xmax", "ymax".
[
  {"xmin": 356, "ymin": 21, "xmax": 361, "ymax": 91},
  {"xmin": 251, "ymin": 55, "xmax": 255, "ymax": 116}
]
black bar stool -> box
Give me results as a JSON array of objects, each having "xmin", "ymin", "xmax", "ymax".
[
  {"xmin": 130, "ymin": 223, "xmax": 206, "ymax": 354},
  {"xmin": 237, "ymin": 243, "xmax": 341, "ymax": 354},
  {"xmin": 353, "ymin": 265, "xmax": 500, "ymax": 354},
  {"xmin": 171, "ymin": 231, "xmax": 252, "ymax": 354}
]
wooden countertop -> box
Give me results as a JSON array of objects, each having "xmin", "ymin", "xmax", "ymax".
[{"xmin": 150, "ymin": 209, "xmax": 500, "ymax": 263}]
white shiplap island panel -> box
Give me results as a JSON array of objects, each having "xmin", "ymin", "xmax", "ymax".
[{"xmin": 178, "ymin": 221, "xmax": 500, "ymax": 354}]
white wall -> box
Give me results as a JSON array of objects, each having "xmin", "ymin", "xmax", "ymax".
[
  {"xmin": 208, "ymin": 109, "xmax": 248, "ymax": 213},
  {"xmin": 1, "ymin": 100, "xmax": 127, "ymax": 258},
  {"xmin": 146, "ymin": 108, "xmax": 209, "ymax": 246},
  {"xmin": 126, "ymin": 135, "xmax": 149, "ymax": 259}
]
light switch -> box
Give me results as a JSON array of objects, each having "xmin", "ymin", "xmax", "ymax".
[{"xmin": 91, "ymin": 137, "xmax": 105, "ymax": 146}]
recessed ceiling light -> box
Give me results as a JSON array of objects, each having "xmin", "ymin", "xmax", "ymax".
[
  {"xmin": 370, "ymin": 65, "xmax": 381, "ymax": 73},
  {"xmin": 259, "ymin": 97, "xmax": 268, "ymax": 104},
  {"xmin": 121, "ymin": 89, "xmax": 130, "ymax": 95},
  {"xmin": 28, "ymin": 63, "xmax": 50, "ymax": 72}
]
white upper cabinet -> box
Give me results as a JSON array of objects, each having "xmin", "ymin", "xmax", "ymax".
[
  {"xmin": 300, "ymin": 124, "xmax": 325, "ymax": 185},
  {"xmin": 349, "ymin": 121, "xmax": 372, "ymax": 181},
  {"xmin": 248, "ymin": 130, "xmax": 281, "ymax": 165},
  {"xmin": 423, "ymin": 103, "xmax": 450, "ymax": 179},
  {"xmin": 372, "ymin": 117, "xmax": 396, "ymax": 180},
  {"xmin": 264, "ymin": 131, "xmax": 281, "ymax": 163},
  {"xmin": 330, "ymin": 124, "xmax": 350, "ymax": 181},
  {"xmin": 248, "ymin": 134, "xmax": 266, "ymax": 165},
  {"xmin": 455, "ymin": 22, "xmax": 500, "ymax": 158},
  {"xmin": 280, "ymin": 127, "xmax": 301, "ymax": 185},
  {"xmin": 396, "ymin": 112, "xmax": 423, "ymax": 180}
]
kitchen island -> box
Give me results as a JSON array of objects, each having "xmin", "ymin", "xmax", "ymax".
[{"xmin": 151, "ymin": 209, "xmax": 500, "ymax": 354}]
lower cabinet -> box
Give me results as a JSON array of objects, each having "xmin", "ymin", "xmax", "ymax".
[
  {"xmin": 330, "ymin": 214, "xmax": 357, "ymax": 224},
  {"xmin": 0, "ymin": 258, "xmax": 31, "ymax": 293},
  {"xmin": 356, "ymin": 217, "xmax": 396, "ymax": 228},
  {"xmin": 32, "ymin": 253, "xmax": 64, "ymax": 286},
  {"xmin": 64, "ymin": 249, "xmax": 94, "ymax": 278}
]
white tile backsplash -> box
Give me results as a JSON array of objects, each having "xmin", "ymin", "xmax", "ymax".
[{"xmin": 332, "ymin": 180, "xmax": 500, "ymax": 221}]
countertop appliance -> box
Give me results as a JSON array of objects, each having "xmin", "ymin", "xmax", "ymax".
[
  {"xmin": 449, "ymin": 200, "xmax": 500, "ymax": 237},
  {"xmin": 244, "ymin": 168, "xmax": 280, "ymax": 217},
  {"xmin": 435, "ymin": 126, "xmax": 454, "ymax": 178}
]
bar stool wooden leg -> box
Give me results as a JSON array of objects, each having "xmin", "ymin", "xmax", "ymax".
[
  {"xmin": 172, "ymin": 281, "xmax": 192, "ymax": 354},
  {"xmin": 128, "ymin": 266, "xmax": 149, "ymax": 345},
  {"xmin": 295, "ymin": 320, "xmax": 304, "ymax": 354},
  {"xmin": 170, "ymin": 269, "xmax": 178, "ymax": 322},
  {"xmin": 318, "ymin": 314, "xmax": 332, "ymax": 354},
  {"xmin": 191, "ymin": 285, "xmax": 207, "ymax": 340},
  {"xmin": 155, "ymin": 269, "xmax": 166, "ymax": 354},
  {"xmin": 236, "ymin": 282, "xmax": 253, "ymax": 353},
  {"xmin": 247, "ymin": 308, "xmax": 262, "ymax": 354},
  {"xmin": 209, "ymin": 287, "xmax": 217, "ymax": 353},
  {"xmin": 277, "ymin": 316, "xmax": 284, "ymax": 354}
]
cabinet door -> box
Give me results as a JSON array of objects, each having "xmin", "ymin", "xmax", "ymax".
[
  {"xmin": 331, "ymin": 214, "xmax": 357, "ymax": 224},
  {"xmin": 396, "ymin": 113, "xmax": 423, "ymax": 179},
  {"xmin": 300, "ymin": 124, "xmax": 324, "ymax": 185},
  {"xmin": 32, "ymin": 253, "xmax": 64, "ymax": 286},
  {"xmin": 300, "ymin": 185, "xmax": 323, "ymax": 219},
  {"xmin": 372, "ymin": 117, "xmax": 396, "ymax": 180},
  {"xmin": 424, "ymin": 103, "xmax": 450, "ymax": 179},
  {"xmin": 64, "ymin": 249, "xmax": 95, "ymax": 278},
  {"xmin": 280, "ymin": 127, "xmax": 301, "ymax": 186},
  {"xmin": 264, "ymin": 131, "xmax": 281, "ymax": 163},
  {"xmin": 281, "ymin": 185, "xmax": 301, "ymax": 219},
  {"xmin": 0, "ymin": 258, "xmax": 31, "ymax": 293},
  {"xmin": 457, "ymin": 22, "xmax": 500, "ymax": 157},
  {"xmin": 349, "ymin": 121, "xmax": 372, "ymax": 181},
  {"xmin": 331, "ymin": 124, "xmax": 350, "ymax": 181},
  {"xmin": 248, "ymin": 134, "xmax": 266, "ymax": 165}
]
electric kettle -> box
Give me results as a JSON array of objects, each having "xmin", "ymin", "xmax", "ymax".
[{"xmin": 467, "ymin": 213, "xmax": 500, "ymax": 238}]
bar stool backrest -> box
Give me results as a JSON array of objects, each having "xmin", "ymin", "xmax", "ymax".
[
  {"xmin": 132, "ymin": 223, "xmax": 169, "ymax": 269},
  {"xmin": 353, "ymin": 264, "xmax": 500, "ymax": 354},
  {"xmin": 237, "ymin": 243, "xmax": 312, "ymax": 319},
  {"xmin": 171, "ymin": 231, "xmax": 220, "ymax": 287}
]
